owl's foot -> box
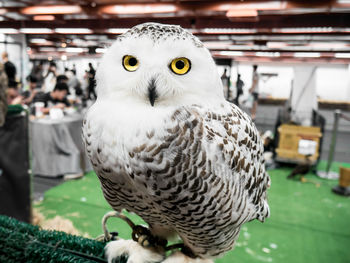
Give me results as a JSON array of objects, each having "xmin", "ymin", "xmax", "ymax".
[
  {"xmin": 162, "ymin": 251, "xmax": 214, "ymax": 263},
  {"xmin": 132, "ymin": 225, "xmax": 168, "ymax": 249},
  {"xmin": 105, "ymin": 239, "xmax": 165, "ymax": 263}
]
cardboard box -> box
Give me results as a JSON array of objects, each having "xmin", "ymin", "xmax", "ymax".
[{"xmin": 276, "ymin": 124, "xmax": 322, "ymax": 164}]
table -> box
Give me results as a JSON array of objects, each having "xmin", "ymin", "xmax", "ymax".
[{"xmin": 30, "ymin": 113, "xmax": 92, "ymax": 177}]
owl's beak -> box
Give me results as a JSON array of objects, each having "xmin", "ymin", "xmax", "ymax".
[{"xmin": 148, "ymin": 78, "xmax": 158, "ymax": 107}]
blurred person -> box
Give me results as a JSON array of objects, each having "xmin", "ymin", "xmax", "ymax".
[
  {"xmin": 6, "ymin": 85, "xmax": 23, "ymax": 105},
  {"xmin": 234, "ymin": 73, "xmax": 244, "ymax": 107},
  {"xmin": 249, "ymin": 65, "xmax": 260, "ymax": 120},
  {"xmin": 22, "ymin": 75, "xmax": 40, "ymax": 105},
  {"xmin": 67, "ymin": 69, "xmax": 82, "ymax": 97},
  {"xmin": 33, "ymin": 82, "xmax": 70, "ymax": 114},
  {"xmin": 58, "ymin": 71, "xmax": 80, "ymax": 105},
  {"xmin": 87, "ymin": 62, "xmax": 97, "ymax": 100},
  {"xmin": 43, "ymin": 61, "xmax": 57, "ymax": 92},
  {"xmin": 221, "ymin": 68, "xmax": 230, "ymax": 100},
  {"xmin": 30, "ymin": 61, "xmax": 45, "ymax": 89},
  {"xmin": 2, "ymin": 51, "xmax": 16, "ymax": 83},
  {"xmin": 56, "ymin": 74, "xmax": 69, "ymax": 84}
]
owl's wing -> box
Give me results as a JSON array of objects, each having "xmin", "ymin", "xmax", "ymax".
[
  {"xmin": 202, "ymin": 103, "xmax": 270, "ymax": 223},
  {"xmin": 127, "ymin": 103, "xmax": 270, "ymax": 256}
]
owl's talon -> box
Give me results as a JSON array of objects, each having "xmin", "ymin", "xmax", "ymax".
[
  {"xmin": 181, "ymin": 246, "xmax": 196, "ymax": 259},
  {"xmin": 138, "ymin": 235, "xmax": 150, "ymax": 247},
  {"xmin": 110, "ymin": 231, "xmax": 119, "ymax": 241},
  {"xmin": 132, "ymin": 225, "xmax": 167, "ymax": 250}
]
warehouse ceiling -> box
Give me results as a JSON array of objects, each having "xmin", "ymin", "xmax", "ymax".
[{"xmin": 1, "ymin": 0, "xmax": 350, "ymax": 63}]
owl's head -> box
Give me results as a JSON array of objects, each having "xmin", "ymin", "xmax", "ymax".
[{"xmin": 96, "ymin": 23, "xmax": 224, "ymax": 107}]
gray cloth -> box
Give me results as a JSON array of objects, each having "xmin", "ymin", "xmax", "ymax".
[{"xmin": 30, "ymin": 114, "xmax": 92, "ymax": 177}]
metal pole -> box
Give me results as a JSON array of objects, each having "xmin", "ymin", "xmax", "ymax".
[
  {"xmin": 325, "ymin": 110, "xmax": 341, "ymax": 173},
  {"xmin": 318, "ymin": 109, "xmax": 341, "ymax": 179}
]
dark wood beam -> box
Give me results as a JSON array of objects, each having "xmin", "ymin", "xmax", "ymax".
[
  {"xmin": 1, "ymin": 13, "xmax": 350, "ymax": 29},
  {"xmin": 210, "ymin": 48, "xmax": 350, "ymax": 53}
]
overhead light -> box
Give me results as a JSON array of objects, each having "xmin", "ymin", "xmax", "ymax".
[
  {"xmin": 33, "ymin": 15, "xmax": 55, "ymax": 21},
  {"xmin": 311, "ymin": 42, "xmax": 347, "ymax": 49},
  {"xmin": 30, "ymin": 38, "xmax": 48, "ymax": 43},
  {"xmin": 21, "ymin": 5, "xmax": 82, "ymax": 15},
  {"xmin": 55, "ymin": 28, "xmax": 92, "ymax": 34},
  {"xmin": 20, "ymin": 28, "xmax": 53, "ymax": 34},
  {"xmin": 96, "ymin": 48, "xmax": 107, "ymax": 53},
  {"xmin": 256, "ymin": 52, "xmax": 280, "ymax": 57},
  {"xmin": 203, "ymin": 41, "xmax": 232, "ymax": 49},
  {"xmin": 0, "ymin": 9, "xmax": 7, "ymax": 15},
  {"xmin": 186, "ymin": 28, "xmax": 198, "ymax": 34},
  {"xmin": 48, "ymin": 56, "xmax": 53, "ymax": 61},
  {"xmin": 334, "ymin": 53, "xmax": 350, "ymax": 58},
  {"xmin": 100, "ymin": 4, "xmax": 177, "ymax": 14},
  {"xmin": 72, "ymin": 39, "xmax": 98, "ymax": 46},
  {"xmin": 219, "ymin": 51, "xmax": 244, "ymax": 56},
  {"xmin": 65, "ymin": 47, "xmax": 88, "ymax": 53},
  {"xmin": 61, "ymin": 55, "xmax": 67, "ymax": 61},
  {"xmin": 337, "ymin": 0, "xmax": 350, "ymax": 4},
  {"xmin": 219, "ymin": 2, "xmax": 283, "ymax": 11},
  {"xmin": 226, "ymin": 9, "xmax": 258, "ymax": 17},
  {"xmin": 294, "ymin": 52, "xmax": 321, "ymax": 58},
  {"xmin": 40, "ymin": 47, "xmax": 56, "ymax": 52},
  {"xmin": 275, "ymin": 27, "xmax": 350, "ymax": 33},
  {"xmin": 0, "ymin": 28, "xmax": 18, "ymax": 34},
  {"xmin": 202, "ymin": 28, "xmax": 256, "ymax": 34},
  {"xmin": 267, "ymin": 42, "xmax": 287, "ymax": 49},
  {"xmin": 274, "ymin": 27, "xmax": 333, "ymax": 33},
  {"xmin": 218, "ymin": 35, "xmax": 230, "ymax": 40},
  {"xmin": 107, "ymin": 28, "xmax": 129, "ymax": 34}
]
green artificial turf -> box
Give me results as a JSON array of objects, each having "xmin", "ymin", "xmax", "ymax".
[{"xmin": 34, "ymin": 161, "xmax": 350, "ymax": 263}]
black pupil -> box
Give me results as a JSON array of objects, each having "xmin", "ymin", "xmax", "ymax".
[
  {"xmin": 128, "ymin": 57, "xmax": 137, "ymax": 66},
  {"xmin": 175, "ymin": 60, "xmax": 185, "ymax": 69}
]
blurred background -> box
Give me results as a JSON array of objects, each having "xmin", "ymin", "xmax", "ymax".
[{"xmin": 0, "ymin": 1, "xmax": 349, "ymax": 263}]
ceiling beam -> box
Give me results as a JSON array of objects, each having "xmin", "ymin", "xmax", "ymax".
[
  {"xmin": 1, "ymin": 0, "xmax": 347, "ymax": 17},
  {"xmin": 0, "ymin": 13, "xmax": 350, "ymax": 29}
]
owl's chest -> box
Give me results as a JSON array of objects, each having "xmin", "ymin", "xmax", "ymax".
[{"xmin": 89, "ymin": 113, "xmax": 175, "ymax": 185}]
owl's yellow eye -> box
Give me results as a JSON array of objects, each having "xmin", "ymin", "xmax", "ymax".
[
  {"xmin": 123, "ymin": 55, "xmax": 139, "ymax": 71},
  {"xmin": 170, "ymin": 57, "xmax": 191, "ymax": 75}
]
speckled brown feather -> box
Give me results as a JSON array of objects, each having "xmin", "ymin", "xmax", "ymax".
[{"xmin": 83, "ymin": 103, "xmax": 270, "ymax": 258}]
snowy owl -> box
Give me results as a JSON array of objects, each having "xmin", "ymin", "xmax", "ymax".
[{"xmin": 83, "ymin": 23, "xmax": 270, "ymax": 263}]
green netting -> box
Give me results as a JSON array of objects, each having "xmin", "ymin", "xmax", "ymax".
[{"xmin": 0, "ymin": 215, "xmax": 106, "ymax": 262}]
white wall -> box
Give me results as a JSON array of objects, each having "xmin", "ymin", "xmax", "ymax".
[
  {"xmin": 232, "ymin": 64, "xmax": 293, "ymax": 99},
  {"xmin": 219, "ymin": 62, "xmax": 350, "ymax": 102},
  {"xmin": 291, "ymin": 66, "xmax": 318, "ymax": 126},
  {"xmin": 316, "ymin": 65, "xmax": 350, "ymax": 101}
]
